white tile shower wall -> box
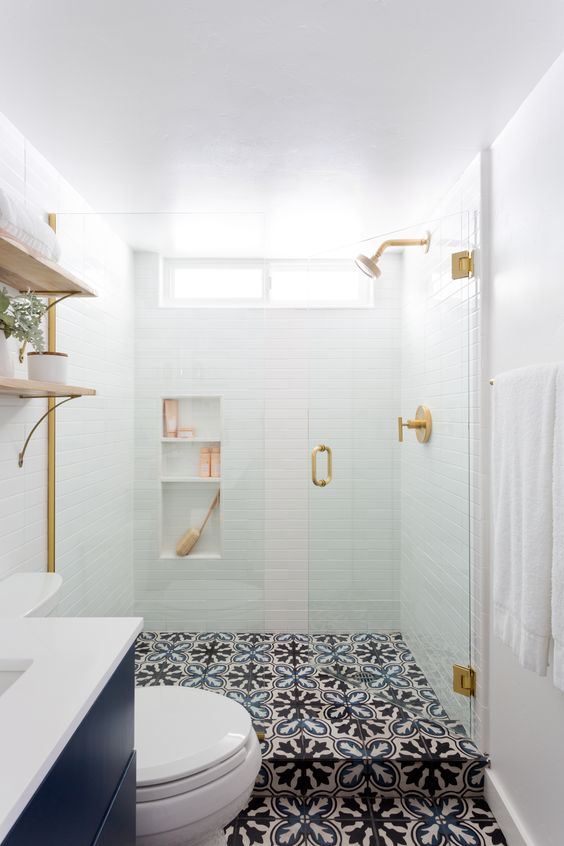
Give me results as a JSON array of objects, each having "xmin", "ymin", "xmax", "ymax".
[
  {"xmin": 400, "ymin": 156, "xmax": 481, "ymax": 737},
  {"xmin": 133, "ymin": 251, "xmax": 401, "ymax": 632},
  {"xmin": 0, "ymin": 111, "xmax": 135, "ymax": 616}
]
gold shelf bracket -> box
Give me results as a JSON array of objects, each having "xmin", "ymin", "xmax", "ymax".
[{"xmin": 18, "ymin": 395, "xmax": 79, "ymax": 468}]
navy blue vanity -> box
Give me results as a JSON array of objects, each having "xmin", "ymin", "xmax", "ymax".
[{"xmin": 3, "ymin": 647, "xmax": 136, "ymax": 846}]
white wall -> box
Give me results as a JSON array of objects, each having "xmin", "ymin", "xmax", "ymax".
[
  {"xmin": 0, "ymin": 111, "xmax": 135, "ymax": 616},
  {"xmin": 487, "ymin": 53, "xmax": 564, "ymax": 846},
  {"xmin": 400, "ymin": 157, "xmax": 482, "ymax": 736},
  {"xmin": 133, "ymin": 251, "xmax": 402, "ymax": 632}
]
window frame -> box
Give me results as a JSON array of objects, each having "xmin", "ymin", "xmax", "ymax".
[{"xmin": 161, "ymin": 257, "xmax": 373, "ymax": 308}]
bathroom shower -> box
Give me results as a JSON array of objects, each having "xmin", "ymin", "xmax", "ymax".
[
  {"xmin": 63, "ymin": 208, "xmax": 477, "ymax": 735},
  {"xmin": 355, "ymin": 232, "xmax": 431, "ymax": 278}
]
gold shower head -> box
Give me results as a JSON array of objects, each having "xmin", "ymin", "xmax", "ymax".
[
  {"xmin": 355, "ymin": 254, "xmax": 382, "ymax": 278},
  {"xmin": 355, "ymin": 232, "xmax": 431, "ymax": 279}
]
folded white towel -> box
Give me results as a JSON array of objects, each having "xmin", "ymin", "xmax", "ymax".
[
  {"xmin": 552, "ymin": 365, "xmax": 564, "ymax": 690},
  {"xmin": 0, "ymin": 185, "xmax": 61, "ymax": 263},
  {"xmin": 493, "ymin": 363, "xmax": 557, "ymax": 674}
]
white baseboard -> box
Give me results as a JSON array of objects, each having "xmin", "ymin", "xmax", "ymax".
[{"xmin": 485, "ymin": 770, "xmax": 534, "ymax": 846}]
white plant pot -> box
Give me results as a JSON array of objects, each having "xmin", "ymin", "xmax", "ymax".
[
  {"xmin": 0, "ymin": 334, "xmax": 15, "ymax": 378},
  {"xmin": 27, "ymin": 352, "xmax": 68, "ymax": 384}
]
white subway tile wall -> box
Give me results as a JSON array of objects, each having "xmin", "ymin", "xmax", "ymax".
[
  {"xmin": 400, "ymin": 156, "xmax": 481, "ymax": 736},
  {"xmin": 0, "ymin": 111, "xmax": 135, "ymax": 616},
  {"xmin": 133, "ymin": 251, "xmax": 402, "ymax": 632}
]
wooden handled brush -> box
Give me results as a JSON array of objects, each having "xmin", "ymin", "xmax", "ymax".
[{"xmin": 176, "ymin": 491, "xmax": 220, "ymax": 557}]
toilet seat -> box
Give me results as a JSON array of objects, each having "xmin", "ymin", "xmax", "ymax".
[
  {"xmin": 135, "ymin": 687, "xmax": 262, "ymax": 846},
  {"xmin": 135, "ymin": 686, "xmax": 253, "ymax": 798},
  {"xmin": 137, "ymin": 742, "xmax": 251, "ymax": 802}
]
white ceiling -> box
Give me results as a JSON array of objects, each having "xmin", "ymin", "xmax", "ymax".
[{"xmin": 2, "ymin": 0, "xmax": 564, "ymax": 256}]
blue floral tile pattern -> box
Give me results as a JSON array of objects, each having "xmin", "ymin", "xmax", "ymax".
[
  {"xmin": 227, "ymin": 689, "xmax": 272, "ymax": 720},
  {"xmin": 227, "ymin": 794, "xmax": 506, "ymax": 846},
  {"xmin": 135, "ymin": 629, "xmax": 491, "ymax": 812},
  {"xmin": 145, "ymin": 638, "xmax": 193, "ymax": 664},
  {"xmin": 313, "ymin": 641, "xmax": 356, "ymax": 665},
  {"xmin": 322, "ymin": 689, "xmax": 375, "ymax": 720},
  {"xmin": 179, "ymin": 662, "xmax": 227, "ymax": 689},
  {"xmin": 274, "ymin": 663, "xmax": 318, "ymax": 689},
  {"xmin": 233, "ymin": 640, "xmax": 274, "ymax": 664},
  {"xmin": 362, "ymin": 662, "xmax": 412, "ymax": 690}
]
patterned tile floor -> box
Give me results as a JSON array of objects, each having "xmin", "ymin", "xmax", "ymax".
[
  {"xmin": 226, "ymin": 795, "xmax": 507, "ymax": 846},
  {"xmin": 135, "ymin": 632, "xmax": 505, "ymax": 845}
]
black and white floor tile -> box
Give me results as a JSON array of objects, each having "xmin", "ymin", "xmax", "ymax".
[
  {"xmin": 135, "ymin": 631, "xmax": 503, "ymax": 844},
  {"xmin": 226, "ymin": 794, "xmax": 507, "ymax": 845}
]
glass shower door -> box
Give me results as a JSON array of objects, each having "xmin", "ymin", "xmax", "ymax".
[{"xmin": 306, "ymin": 254, "xmax": 402, "ymax": 688}]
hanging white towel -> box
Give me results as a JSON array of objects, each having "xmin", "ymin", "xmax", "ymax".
[
  {"xmin": 492, "ymin": 364, "xmax": 557, "ymax": 675},
  {"xmin": 552, "ymin": 365, "xmax": 564, "ymax": 690}
]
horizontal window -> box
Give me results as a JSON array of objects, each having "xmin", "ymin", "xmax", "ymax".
[
  {"xmin": 162, "ymin": 260, "xmax": 372, "ymax": 308},
  {"xmin": 171, "ymin": 266, "xmax": 264, "ymax": 301}
]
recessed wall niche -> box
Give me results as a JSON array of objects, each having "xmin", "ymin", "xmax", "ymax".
[{"xmin": 160, "ymin": 396, "xmax": 222, "ymax": 559}]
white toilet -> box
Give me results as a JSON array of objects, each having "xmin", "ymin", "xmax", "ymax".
[
  {"xmin": 135, "ymin": 686, "xmax": 262, "ymax": 846},
  {"xmin": 0, "ymin": 573, "xmax": 261, "ymax": 846}
]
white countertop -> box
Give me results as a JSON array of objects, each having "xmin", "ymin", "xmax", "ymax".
[{"xmin": 0, "ymin": 616, "xmax": 142, "ymax": 842}]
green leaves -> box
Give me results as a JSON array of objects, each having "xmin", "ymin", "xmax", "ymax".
[
  {"xmin": 0, "ymin": 288, "xmax": 47, "ymax": 350},
  {"xmin": 0, "ymin": 289, "xmax": 11, "ymax": 316}
]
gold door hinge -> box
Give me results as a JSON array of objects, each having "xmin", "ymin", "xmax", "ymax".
[
  {"xmin": 453, "ymin": 664, "xmax": 476, "ymax": 697},
  {"xmin": 451, "ymin": 250, "xmax": 474, "ymax": 279}
]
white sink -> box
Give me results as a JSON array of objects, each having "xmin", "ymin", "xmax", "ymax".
[
  {"xmin": 0, "ymin": 573, "xmax": 63, "ymax": 619},
  {"xmin": 0, "ymin": 660, "xmax": 32, "ymax": 697}
]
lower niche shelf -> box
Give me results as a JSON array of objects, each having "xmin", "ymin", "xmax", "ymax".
[
  {"xmin": 161, "ymin": 482, "xmax": 221, "ymax": 559},
  {"xmin": 160, "ymin": 551, "xmax": 222, "ymax": 561}
]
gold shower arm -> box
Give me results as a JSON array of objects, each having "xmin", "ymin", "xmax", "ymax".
[{"xmin": 374, "ymin": 237, "xmax": 429, "ymax": 260}]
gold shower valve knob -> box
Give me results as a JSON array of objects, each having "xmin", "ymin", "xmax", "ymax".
[{"xmin": 397, "ymin": 406, "xmax": 432, "ymax": 443}]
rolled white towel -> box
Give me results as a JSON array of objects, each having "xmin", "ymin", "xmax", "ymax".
[{"xmin": 0, "ymin": 185, "xmax": 61, "ymax": 263}]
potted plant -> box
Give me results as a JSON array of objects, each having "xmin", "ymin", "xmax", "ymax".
[
  {"xmin": 0, "ymin": 288, "xmax": 47, "ymax": 378},
  {"xmin": 0, "ymin": 288, "xmax": 68, "ymax": 383}
]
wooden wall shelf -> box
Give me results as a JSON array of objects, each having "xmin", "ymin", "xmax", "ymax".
[
  {"xmin": 0, "ymin": 234, "xmax": 96, "ymax": 297},
  {"xmin": 0, "ymin": 377, "xmax": 96, "ymax": 398}
]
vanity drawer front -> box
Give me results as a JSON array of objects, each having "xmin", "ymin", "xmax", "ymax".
[
  {"xmin": 92, "ymin": 752, "xmax": 136, "ymax": 846},
  {"xmin": 3, "ymin": 645, "xmax": 135, "ymax": 846}
]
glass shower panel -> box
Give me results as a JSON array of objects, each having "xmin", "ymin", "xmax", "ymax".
[
  {"xmin": 398, "ymin": 209, "xmax": 474, "ymax": 730},
  {"xmin": 307, "ymin": 216, "xmax": 474, "ymax": 732}
]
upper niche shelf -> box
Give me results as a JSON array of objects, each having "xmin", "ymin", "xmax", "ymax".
[
  {"xmin": 0, "ymin": 234, "xmax": 96, "ymax": 297},
  {"xmin": 0, "ymin": 377, "xmax": 96, "ymax": 398}
]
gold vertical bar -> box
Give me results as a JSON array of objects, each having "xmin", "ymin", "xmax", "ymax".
[{"xmin": 47, "ymin": 213, "xmax": 57, "ymax": 573}]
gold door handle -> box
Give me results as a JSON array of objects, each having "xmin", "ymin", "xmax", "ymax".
[
  {"xmin": 312, "ymin": 444, "xmax": 332, "ymax": 486},
  {"xmin": 398, "ymin": 406, "xmax": 432, "ymax": 443}
]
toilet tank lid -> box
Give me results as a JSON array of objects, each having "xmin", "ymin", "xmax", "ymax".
[
  {"xmin": 135, "ymin": 686, "xmax": 253, "ymax": 785},
  {"xmin": 0, "ymin": 573, "xmax": 63, "ymax": 618}
]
